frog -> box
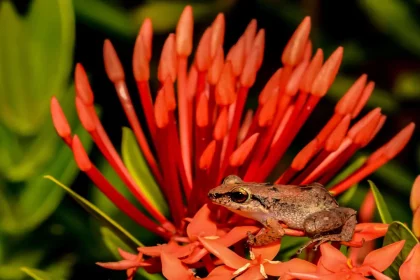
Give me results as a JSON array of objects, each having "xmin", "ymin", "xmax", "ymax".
[{"xmin": 207, "ymin": 175, "xmax": 357, "ymax": 253}]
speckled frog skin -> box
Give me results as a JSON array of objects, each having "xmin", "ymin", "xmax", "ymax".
[{"xmin": 208, "ymin": 175, "xmax": 357, "ymax": 253}]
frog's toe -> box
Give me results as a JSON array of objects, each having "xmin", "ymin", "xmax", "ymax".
[
  {"xmin": 246, "ymin": 231, "xmax": 256, "ymax": 246},
  {"xmin": 312, "ymin": 240, "xmax": 327, "ymax": 251},
  {"xmin": 297, "ymin": 240, "xmax": 314, "ymax": 254}
]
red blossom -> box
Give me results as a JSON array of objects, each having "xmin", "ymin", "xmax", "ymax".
[
  {"xmin": 288, "ymin": 241, "xmax": 405, "ymax": 280},
  {"xmin": 49, "ymin": 4, "xmax": 416, "ymax": 279}
]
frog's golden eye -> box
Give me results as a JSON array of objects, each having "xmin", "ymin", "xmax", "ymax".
[
  {"xmin": 223, "ymin": 175, "xmax": 242, "ymax": 185},
  {"xmin": 230, "ymin": 188, "xmax": 249, "ymax": 203}
]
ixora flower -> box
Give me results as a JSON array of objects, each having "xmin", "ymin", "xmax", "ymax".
[
  {"xmin": 411, "ymin": 176, "xmax": 420, "ymax": 237},
  {"xmin": 400, "ymin": 243, "xmax": 420, "ymax": 280},
  {"xmin": 288, "ymin": 241, "xmax": 405, "ymax": 280},
  {"xmin": 50, "ymin": 5, "xmax": 415, "ymax": 280}
]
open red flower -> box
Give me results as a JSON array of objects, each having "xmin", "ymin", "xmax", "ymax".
[
  {"xmin": 199, "ymin": 235, "xmax": 316, "ymax": 279},
  {"xmin": 50, "ymin": 4, "xmax": 415, "ymax": 279},
  {"xmin": 288, "ymin": 241, "xmax": 405, "ymax": 280}
]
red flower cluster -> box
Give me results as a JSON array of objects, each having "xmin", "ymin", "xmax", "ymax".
[{"xmin": 50, "ymin": 5, "xmax": 415, "ymax": 280}]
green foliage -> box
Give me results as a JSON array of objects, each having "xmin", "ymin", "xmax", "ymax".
[
  {"xmin": 73, "ymin": 0, "xmax": 237, "ymax": 38},
  {"xmin": 0, "ymin": 0, "xmax": 74, "ymax": 135},
  {"xmin": 121, "ymin": 127, "xmax": 168, "ymax": 215},
  {"xmin": 369, "ymin": 180, "xmax": 393, "ymax": 224},
  {"xmin": 21, "ymin": 268, "xmax": 56, "ymax": 280},
  {"xmin": 0, "ymin": 251, "xmax": 44, "ymax": 280},
  {"xmin": 373, "ymin": 160, "xmax": 415, "ymax": 196},
  {"xmin": 0, "ymin": 0, "xmax": 89, "ymax": 278},
  {"xmin": 276, "ymin": 235, "xmax": 309, "ymax": 261},
  {"xmin": 393, "ymin": 71, "xmax": 420, "ymax": 101},
  {"xmin": 383, "ymin": 222, "xmax": 419, "ymax": 278},
  {"xmin": 359, "ymin": 0, "xmax": 420, "ymax": 56},
  {"xmin": 100, "ymin": 227, "xmax": 164, "ymax": 280},
  {"xmin": 46, "ymin": 176, "xmax": 142, "ymax": 250},
  {"xmin": 22, "ymin": 255, "xmax": 76, "ymax": 280}
]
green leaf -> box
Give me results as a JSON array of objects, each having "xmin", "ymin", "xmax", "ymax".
[
  {"xmin": 92, "ymin": 157, "xmax": 159, "ymax": 245},
  {"xmin": 381, "ymin": 191, "xmax": 413, "ymax": 225},
  {"xmin": 0, "ymin": 116, "xmax": 92, "ymax": 235},
  {"xmin": 21, "ymin": 255, "xmax": 75, "ymax": 280},
  {"xmin": 373, "ymin": 160, "xmax": 415, "ymax": 196},
  {"xmin": 276, "ymin": 235, "xmax": 309, "ymax": 261},
  {"xmin": 73, "ymin": 0, "xmax": 137, "ymax": 38},
  {"xmin": 21, "ymin": 267, "xmax": 56, "ymax": 280},
  {"xmin": 0, "ymin": 250, "xmax": 44, "ymax": 280},
  {"xmin": 100, "ymin": 227, "xmax": 164, "ymax": 280},
  {"xmin": 45, "ymin": 255, "xmax": 76, "ymax": 280},
  {"xmin": 101, "ymin": 227, "xmax": 134, "ymax": 259},
  {"xmin": 0, "ymin": 0, "xmax": 74, "ymax": 135},
  {"xmin": 369, "ymin": 180, "xmax": 393, "ymax": 223},
  {"xmin": 383, "ymin": 221, "xmax": 419, "ymax": 278},
  {"xmin": 131, "ymin": 0, "xmax": 236, "ymax": 33},
  {"xmin": 337, "ymin": 184, "xmax": 359, "ymax": 206},
  {"xmin": 45, "ymin": 175, "xmax": 142, "ymax": 250},
  {"xmin": 121, "ymin": 127, "xmax": 168, "ymax": 215},
  {"xmin": 359, "ymin": 0, "xmax": 420, "ymax": 57},
  {"xmin": 393, "ymin": 71, "xmax": 420, "ymax": 100}
]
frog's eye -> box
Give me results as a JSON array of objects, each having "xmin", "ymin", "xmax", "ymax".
[
  {"xmin": 230, "ymin": 188, "xmax": 250, "ymax": 203},
  {"xmin": 223, "ymin": 175, "xmax": 242, "ymax": 185}
]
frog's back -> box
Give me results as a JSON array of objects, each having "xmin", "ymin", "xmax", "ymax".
[{"xmin": 262, "ymin": 183, "xmax": 339, "ymax": 228}]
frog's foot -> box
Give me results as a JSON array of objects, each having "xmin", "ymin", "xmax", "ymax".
[
  {"xmin": 297, "ymin": 233, "xmax": 353, "ymax": 254},
  {"xmin": 246, "ymin": 231, "xmax": 257, "ymax": 247}
]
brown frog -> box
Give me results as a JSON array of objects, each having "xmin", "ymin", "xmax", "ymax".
[{"xmin": 208, "ymin": 175, "xmax": 357, "ymax": 253}]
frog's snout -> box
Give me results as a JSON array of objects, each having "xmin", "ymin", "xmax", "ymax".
[
  {"xmin": 207, "ymin": 189, "xmax": 223, "ymax": 201},
  {"xmin": 208, "ymin": 190, "xmax": 216, "ymax": 200}
]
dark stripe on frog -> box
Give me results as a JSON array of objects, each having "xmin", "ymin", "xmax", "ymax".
[{"xmin": 251, "ymin": 194, "xmax": 269, "ymax": 208}]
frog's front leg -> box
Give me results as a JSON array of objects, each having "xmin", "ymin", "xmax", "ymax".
[
  {"xmin": 298, "ymin": 207, "xmax": 357, "ymax": 254},
  {"xmin": 247, "ymin": 217, "xmax": 285, "ymax": 246}
]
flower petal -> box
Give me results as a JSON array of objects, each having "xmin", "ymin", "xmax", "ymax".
[
  {"xmin": 318, "ymin": 243, "xmax": 348, "ymax": 273},
  {"xmin": 349, "ymin": 274, "xmax": 369, "ymax": 280},
  {"xmin": 350, "ymin": 223, "xmax": 389, "ymax": 242},
  {"xmin": 410, "ymin": 175, "xmax": 420, "ymax": 211},
  {"xmin": 264, "ymin": 258, "xmax": 317, "ymax": 276},
  {"xmin": 187, "ymin": 204, "xmax": 218, "ymax": 239},
  {"xmin": 219, "ymin": 226, "xmax": 260, "ymax": 247},
  {"xmin": 413, "ymin": 206, "xmax": 420, "ymax": 238},
  {"xmin": 235, "ymin": 266, "xmax": 265, "ymax": 280},
  {"xmin": 198, "ymin": 236, "xmax": 249, "ymax": 269},
  {"xmin": 370, "ymin": 268, "xmax": 392, "ymax": 280},
  {"xmin": 362, "ymin": 240, "xmax": 405, "ymax": 272},
  {"xmin": 204, "ymin": 265, "xmax": 235, "ymax": 280},
  {"xmin": 182, "ymin": 247, "xmax": 207, "ymax": 264},
  {"xmin": 161, "ymin": 251, "xmax": 194, "ymax": 280},
  {"xmin": 251, "ymin": 241, "xmax": 281, "ymax": 261},
  {"xmin": 118, "ymin": 248, "xmax": 138, "ymax": 260},
  {"xmin": 138, "ymin": 244, "xmax": 167, "ymax": 257},
  {"xmin": 96, "ymin": 260, "xmax": 144, "ymax": 270},
  {"xmin": 284, "ymin": 272, "xmax": 323, "ymax": 279},
  {"xmin": 399, "ymin": 243, "xmax": 420, "ymax": 280}
]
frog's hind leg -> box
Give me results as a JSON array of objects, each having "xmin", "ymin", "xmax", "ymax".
[{"xmin": 298, "ymin": 208, "xmax": 357, "ymax": 254}]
